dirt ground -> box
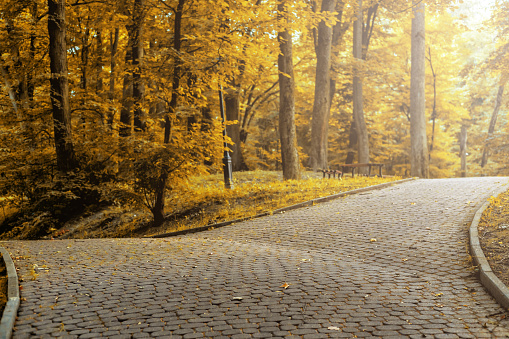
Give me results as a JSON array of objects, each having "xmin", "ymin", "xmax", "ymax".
[
  {"xmin": 0, "ymin": 260, "xmax": 6, "ymax": 315},
  {"xmin": 478, "ymin": 189, "xmax": 509, "ymax": 288}
]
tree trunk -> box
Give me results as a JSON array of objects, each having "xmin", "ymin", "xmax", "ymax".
[
  {"xmin": 132, "ymin": 0, "xmax": 145, "ymax": 132},
  {"xmin": 225, "ymin": 90, "xmax": 249, "ymax": 171},
  {"xmin": 481, "ymin": 85, "xmax": 504, "ymax": 168},
  {"xmin": 119, "ymin": 28, "xmax": 134, "ymax": 137},
  {"xmin": 309, "ymin": 0, "xmax": 336, "ymax": 171},
  {"xmin": 2, "ymin": 18, "xmax": 30, "ymax": 128},
  {"xmin": 345, "ymin": 120, "xmax": 357, "ymax": 164},
  {"xmin": 95, "ymin": 29, "xmax": 104, "ymax": 93},
  {"xmin": 353, "ymin": 0, "xmax": 369, "ymax": 173},
  {"xmin": 107, "ymin": 28, "xmax": 119, "ymax": 127},
  {"xmin": 426, "ymin": 47, "xmax": 437, "ymax": 163},
  {"xmin": 344, "ymin": 1, "xmax": 376, "ymax": 165},
  {"xmin": 152, "ymin": 0, "xmax": 185, "ymax": 226},
  {"xmin": 48, "ymin": 0, "xmax": 77, "ymax": 172},
  {"xmin": 277, "ymin": 1, "xmax": 300, "ymax": 180},
  {"xmin": 460, "ymin": 124, "xmax": 467, "ymax": 177},
  {"xmin": 410, "ymin": 0, "xmax": 429, "ymax": 178},
  {"xmin": 80, "ymin": 27, "xmax": 90, "ymax": 90}
]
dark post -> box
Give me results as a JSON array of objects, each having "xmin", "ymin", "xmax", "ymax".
[{"xmin": 219, "ymin": 86, "xmax": 234, "ymax": 189}]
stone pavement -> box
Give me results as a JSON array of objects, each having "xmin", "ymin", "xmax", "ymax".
[{"xmin": 3, "ymin": 177, "xmax": 509, "ymax": 338}]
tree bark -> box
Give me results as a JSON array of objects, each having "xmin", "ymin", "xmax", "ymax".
[
  {"xmin": 460, "ymin": 124, "xmax": 467, "ymax": 177},
  {"xmin": 481, "ymin": 84, "xmax": 504, "ymax": 168},
  {"xmin": 277, "ymin": 1, "xmax": 300, "ymax": 180},
  {"xmin": 309, "ymin": 0, "xmax": 336, "ymax": 171},
  {"xmin": 152, "ymin": 0, "xmax": 185, "ymax": 226},
  {"xmin": 95, "ymin": 29, "xmax": 104, "ymax": 93},
  {"xmin": 426, "ymin": 47, "xmax": 436, "ymax": 162},
  {"xmin": 107, "ymin": 28, "xmax": 119, "ymax": 127},
  {"xmin": 225, "ymin": 91, "xmax": 249, "ymax": 171},
  {"xmin": 410, "ymin": 0, "xmax": 429, "ymax": 178},
  {"xmin": 80, "ymin": 27, "xmax": 90, "ymax": 90},
  {"xmin": 132, "ymin": 0, "xmax": 145, "ymax": 132},
  {"xmin": 48, "ymin": 0, "xmax": 77, "ymax": 172},
  {"xmin": 353, "ymin": 0, "xmax": 369, "ymax": 173},
  {"xmin": 119, "ymin": 28, "xmax": 134, "ymax": 137}
]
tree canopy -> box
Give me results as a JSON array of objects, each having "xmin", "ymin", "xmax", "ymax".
[{"xmin": 0, "ymin": 0, "xmax": 508, "ymax": 227}]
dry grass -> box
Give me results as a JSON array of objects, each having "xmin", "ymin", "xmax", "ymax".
[
  {"xmin": 0, "ymin": 171, "xmax": 402, "ymax": 239},
  {"xmin": 478, "ymin": 191, "xmax": 509, "ymax": 288},
  {"xmin": 139, "ymin": 171, "xmax": 401, "ymax": 237}
]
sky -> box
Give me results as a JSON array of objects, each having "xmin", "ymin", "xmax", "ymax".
[{"xmin": 457, "ymin": 0, "xmax": 496, "ymax": 29}]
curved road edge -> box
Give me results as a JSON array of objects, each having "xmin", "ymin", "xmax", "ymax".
[
  {"xmin": 150, "ymin": 177, "xmax": 417, "ymax": 239},
  {"xmin": 470, "ymin": 179, "xmax": 509, "ymax": 310},
  {"xmin": 0, "ymin": 247, "xmax": 20, "ymax": 339}
]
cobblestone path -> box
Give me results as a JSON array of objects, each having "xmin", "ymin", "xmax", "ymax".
[{"xmin": 3, "ymin": 177, "xmax": 509, "ymax": 338}]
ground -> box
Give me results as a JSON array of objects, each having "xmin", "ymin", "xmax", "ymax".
[
  {"xmin": 0, "ymin": 260, "xmax": 6, "ymax": 315},
  {"xmin": 478, "ymin": 189, "xmax": 509, "ymax": 288},
  {"xmin": 0, "ymin": 171, "xmax": 399, "ymax": 240}
]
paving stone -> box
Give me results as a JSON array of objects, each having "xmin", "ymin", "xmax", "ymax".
[{"xmin": 5, "ymin": 178, "xmax": 509, "ymax": 338}]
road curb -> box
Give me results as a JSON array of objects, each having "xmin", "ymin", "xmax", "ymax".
[
  {"xmin": 0, "ymin": 247, "xmax": 19, "ymax": 339},
  {"xmin": 469, "ymin": 180, "xmax": 509, "ymax": 310},
  {"xmin": 150, "ymin": 177, "xmax": 417, "ymax": 239}
]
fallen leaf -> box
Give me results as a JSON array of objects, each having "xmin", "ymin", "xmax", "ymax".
[
  {"xmin": 370, "ymin": 238, "xmax": 377, "ymax": 242},
  {"xmin": 280, "ymin": 282, "xmax": 290, "ymax": 289}
]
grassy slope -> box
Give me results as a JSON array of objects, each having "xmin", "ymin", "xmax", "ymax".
[
  {"xmin": 1, "ymin": 171, "xmax": 401, "ymax": 239},
  {"xmin": 117, "ymin": 171, "xmax": 401, "ymax": 238}
]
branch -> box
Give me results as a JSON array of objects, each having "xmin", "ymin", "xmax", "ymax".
[{"xmin": 390, "ymin": 0, "xmax": 424, "ymax": 14}]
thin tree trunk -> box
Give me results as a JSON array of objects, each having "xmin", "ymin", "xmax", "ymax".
[
  {"xmin": 225, "ymin": 91, "xmax": 248, "ymax": 171},
  {"xmin": 80, "ymin": 27, "xmax": 90, "ymax": 90},
  {"xmin": 426, "ymin": 47, "xmax": 437, "ymax": 162},
  {"xmin": 107, "ymin": 28, "xmax": 119, "ymax": 127},
  {"xmin": 48, "ymin": 0, "xmax": 77, "ymax": 172},
  {"xmin": 152, "ymin": 0, "xmax": 185, "ymax": 226},
  {"xmin": 2, "ymin": 18, "xmax": 29, "ymax": 128},
  {"xmin": 481, "ymin": 84, "xmax": 505, "ymax": 168},
  {"xmin": 132, "ymin": 0, "xmax": 145, "ymax": 132},
  {"xmin": 345, "ymin": 120, "xmax": 357, "ymax": 164},
  {"xmin": 119, "ymin": 28, "xmax": 134, "ymax": 137},
  {"xmin": 410, "ymin": 0, "xmax": 429, "ymax": 178},
  {"xmin": 96, "ymin": 29, "xmax": 104, "ymax": 93},
  {"xmin": 460, "ymin": 124, "xmax": 467, "ymax": 177},
  {"xmin": 310, "ymin": 0, "xmax": 336, "ymax": 171},
  {"xmin": 353, "ymin": 0, "xmax": 369, "ymax": 173},
  {"xmin": 344, "ymin": 1, "xmax": 376, "ymax": 165},
  {"xmin": 278, "ymin": 0, "xmax": 300, "ymax": 180}
]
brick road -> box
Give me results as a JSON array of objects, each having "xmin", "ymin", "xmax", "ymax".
[{"xmin": 3, "ymin": 177, "xmax": 509, "ymax": 338}]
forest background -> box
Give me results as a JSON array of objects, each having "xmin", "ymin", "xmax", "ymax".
[{"xmin": 0, "ymin": 0, "xmax": 508, "ymax": 237}]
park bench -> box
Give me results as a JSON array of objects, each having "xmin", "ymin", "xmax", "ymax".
[
  {"xmin": 321, "ymin": 169, "xmax": 343, "ymax": 179},
  {"xmin": 322, "ymin": 163, "xmax": 384, "ymax": 178}
]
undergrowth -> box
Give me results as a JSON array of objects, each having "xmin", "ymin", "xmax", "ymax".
[
  {"xmin": 0, "ymin": 171, "xmax": 401, "ymax": 239},
  {"xmin": 142, "ymin": 171, "xmax": 400, "ymax": 237}
]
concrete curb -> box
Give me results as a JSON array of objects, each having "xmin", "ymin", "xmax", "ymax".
[
  {"xmin": 150, "ymin": 177, "xmax": 416, "ymax": 239},
  {"xmin": 0, "ymin": 247, "xmax": 19, "ymax": 339},
  {"xmin": 469, "ymin": 180, "xmax": 509, "ymax": 310}
]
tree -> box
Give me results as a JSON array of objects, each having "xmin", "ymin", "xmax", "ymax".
[
  {"xmin": 309, "ymin": 0, "xmax": 336, "ymax": 171},
  {"xmin": 278, "ymin": 0, "xmax": 300, "ymax": 180},
  {"xmin": 48, "ymin": 0, "xmax": 77, "ymax": 172},
  {"xmin": 352, "ymin": 0, "xmax": 369, "ymax": 171},
  {"xmin": 410, "ymin": 0, "xmax": 429, "ymax": 178},
  {"xmin": 480, "ymin": 84, "xmax": 505, "ymax": 168}
]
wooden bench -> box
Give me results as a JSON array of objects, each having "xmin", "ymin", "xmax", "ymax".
[
  {"xmin": 322, "ymin": 163, "xmax": 384, "ymax": 178},
  {"xmin": 338, "ymin": 163, "xmax": 384, "ymax": 177},
  {"xmin": 321, "ymin": 169, "xmax": 343, "ymax": 179}
]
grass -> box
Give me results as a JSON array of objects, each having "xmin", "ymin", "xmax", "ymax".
[
  {"xmin": 140, "ymin": 171, "xmax": 402, "ymax": 237},
  {"xmin": 0, "ymin": 171, "xmax": 403, "ymax": 239},
  {"xmin": 478, "ymin": 190, "xmax": 509, "ymax": 288}
]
